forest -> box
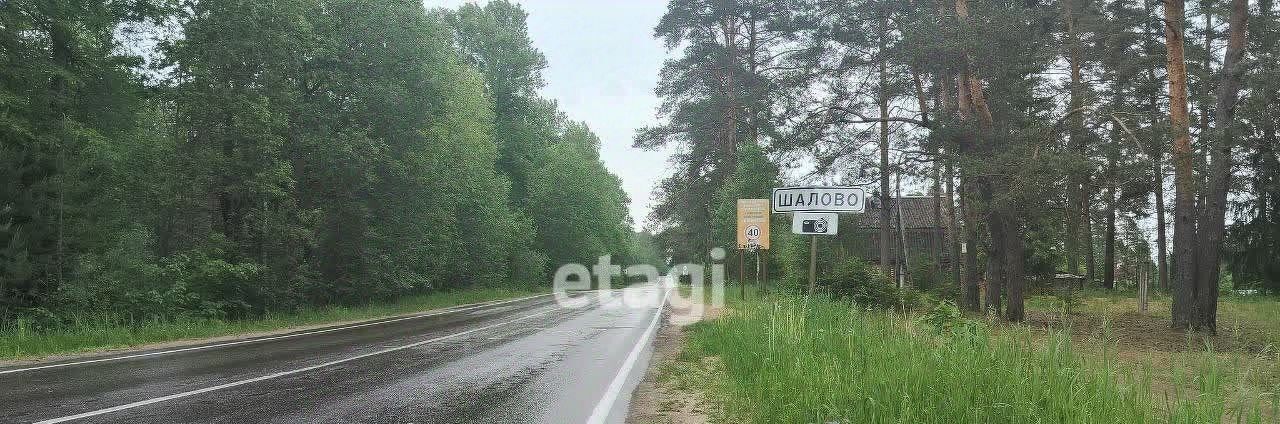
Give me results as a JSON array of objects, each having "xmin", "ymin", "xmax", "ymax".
[
  {"xmin": 0, "ymin": 0, "xmax": 653, "ymax": 328},
  {"xmin": 639, "ymin": 0, "xmax": 1280, "ymax": 332}
]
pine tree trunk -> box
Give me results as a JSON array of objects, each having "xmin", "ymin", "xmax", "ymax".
[
  {"xmin": 983, "ymin": 184, "xmax": 1004, "ymax": 315},
  {"xmin": 952, "ymin": 68, "xmax": 981, "ymax": 311},
  {"xmin": 1143, "ymin": 0, "xmax": 1172, "ymax": 294},
  {"xmin": 1259, "ymin": 0, "xmax": 1277, "ymax": 285},
  {"xmin": 878, "ymin": 32, "xmax": 892, "ymax": 276},
  {"xmin": 938, "ymin": 76, "xmax": 964, "ymax": 295},
  {"xmin": 1063, "ymin": 0, "xmax": 1086, "ymax": 277},
  {"xmin": 1104, "ymin": 184, "xmax": 1117, "ymax": 289},
  {"xmin": 719, "ymin": 15, "xmax": 740, "ymax": 177},
  {"xmin": 933, "ymin": 166, "xmax": 943, "ymax": 273},
  {"xmin": 1154, "ymin": 140, "xmax": 1170, "ymax": 291},
  {"xmin": 1084, "ymin": 196, "xmax": 1095, "ymax": 287},
  {"xmin": 948, "ymin": 164, "xmax": 964, "ymax": 297},
  {"xmin": 1166, "ymin": 0, "xmax": 1199, "ymax": 330},
  {"xmin": 961, "ymin": 177, "xmax": 982, "ymax": 312},
  {"xmin": 1200, "ymin": 1, "xmax": 1213, "ymax": 136},
  {"xmin": 1004, "ymin": 216, "xmax": 1025, "ymax": 321},
  {"xmin": 955, "ymin": 0, "xmax": 1012, "ymax": 315},
  {"xmin": 1192, "ymin": 0, "xmax": 1249, "ymax": 333},
  {"xmin": 914, "ymin": 71, "xmax": 943, "ymax": 277}
]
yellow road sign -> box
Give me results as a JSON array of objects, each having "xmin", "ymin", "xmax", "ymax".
[{"xmin": 736, "ymin": 199, "xmax": 770, "ymax": 249}]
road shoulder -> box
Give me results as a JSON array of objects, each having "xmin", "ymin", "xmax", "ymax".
[{"xmin": 626, "ymin": 305, "xmax": 724, "ymax": 424}]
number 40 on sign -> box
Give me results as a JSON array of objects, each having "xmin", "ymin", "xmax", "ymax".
[{"xmin": 735, "ymin": 199, "xmax": 770, "ymax": 249}]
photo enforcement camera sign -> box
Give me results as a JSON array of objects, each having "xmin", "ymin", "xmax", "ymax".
[{"xmin": 791, "ymin": 212, "xmax": 837, "ymax": 235}]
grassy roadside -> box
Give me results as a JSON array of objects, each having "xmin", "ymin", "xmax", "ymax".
[
  {"xmin": 1023, "ymin": 291, "xmax": 1280, "ymax": 423},
  {"xmin": 670, "ymin": 289, "xmax": 1277, "ymax": 423},
  {"xmin": 0, "ymin": 287, "xmax": 540, "ymax": 361}
]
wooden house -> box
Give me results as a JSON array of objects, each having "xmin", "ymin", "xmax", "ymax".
[{"xmin": 831, "ymin": 195, "xmax": 953, "ymax": 273}]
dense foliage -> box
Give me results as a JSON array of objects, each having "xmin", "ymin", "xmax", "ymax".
[
  {"xmin": 0, "ymin": 0, "xmax": 647, "ymax": 327},
  {"xmin": 641, "ymin": 0, "xmax": 1280, "ymax": 330},
  {"xmin": 814, "ymin": 257, "xmax": 924, "ymax": 310}
]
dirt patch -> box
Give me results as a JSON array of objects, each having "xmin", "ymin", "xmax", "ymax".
[
  {"xmin": 626, "ymin": 306, "xmax": 725, "ymax": 424},
  {"xmin": 1023, "ymin": 309, "xmax": 1273, "ymax": 355}
]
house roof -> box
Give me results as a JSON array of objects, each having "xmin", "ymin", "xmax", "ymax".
[{"xmin": 847, "ymin": 196, "xmax": 945, "ymax": 230}]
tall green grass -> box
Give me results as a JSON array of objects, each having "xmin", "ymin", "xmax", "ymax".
[
  {"xmin": 683, "ymin": 296, "xmax": 1272, "ymax": 423},
  {"xmin": 0, "ymin": 287, "xmax": 537, "ymax": 360}
]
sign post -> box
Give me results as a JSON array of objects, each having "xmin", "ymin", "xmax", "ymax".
[
  {"xmin": 773, "ymin": 187, "xmax": 865, "ymax": 296},
  {"xmin": 790, "ymin": 212, "xmax": 838, "ymax": 294},
  {"xmin": 808, "ymin": 235, "xmax": 818, "ymax": 295},
  {"xmin": 761, "ymin": 249, "xmax": 769, "ymax": 294}
]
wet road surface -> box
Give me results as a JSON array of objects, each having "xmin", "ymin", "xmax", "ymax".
[{"xmin": 1, "ymin": 285, "xmax": 671, "ymax": 424}]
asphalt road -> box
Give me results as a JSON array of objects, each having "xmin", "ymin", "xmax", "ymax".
[{"xmin": 1, "ymin": 285, "xmax": 671, "ymax": 424}]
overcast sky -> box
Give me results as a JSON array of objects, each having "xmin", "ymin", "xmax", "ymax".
[{"xmin": 434, "ymin": 0, "xmax": 673, "ymax": 229}]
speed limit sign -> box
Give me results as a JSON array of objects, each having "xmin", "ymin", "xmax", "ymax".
[{"xmin": 736, "ymin": 200, "xmax": 770, "ymax": 249}]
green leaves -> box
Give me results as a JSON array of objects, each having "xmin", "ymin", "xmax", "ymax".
[
  {"xmin": 439, "ymin": 1, "xmax": 640, "ymax": 276},
  {"xmin": 526, "ymin": 122, "xmax": 632, "ymax": 268},
  {"xmin": 2, "ymin": 0, "xmax": 637, "ymax": 325},
  {"xmin": 0, "ymin": 0, "xmax": 152, "ymax": 319}
]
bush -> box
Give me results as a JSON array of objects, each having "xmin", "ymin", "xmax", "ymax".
[
  {"xmin": 816, "ymin": 258, "xmax": 925, "ymax": 310},
  {"xmin": 908, "ymin": 255, "xmax": 957, "ymax": 300},
  {"xmin": 919, "ymin": 299, "xmax": 986, "ymax": 341},
  {"xmin": 30, "ymin": 243, "xmax": 268, "ymax": 329},
  {"xmin": 148, "ymin": 250, "xmax": 265, "ymax": 320}
]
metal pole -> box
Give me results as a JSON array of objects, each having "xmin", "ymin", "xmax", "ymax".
[
  {"xmin": 739, "ymin": 249, "xmax": 745, "ymax": 300},
  {"xmin": 753, "ymin": 249, "xmax": 760, "ymax": 298},
  {"xmin": 807, "ymin": 235, "xmax": 818, "ymax": 295},
  {"xmin": 762, "ymin": 249, "xmax": 769, "ymax": 295}
]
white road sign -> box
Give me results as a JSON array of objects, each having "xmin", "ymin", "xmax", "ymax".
[
  {"xmin": 771, "ymin": 186, "xmax": 865, "ymax": 213},
  {"xmin": 791, "ymin": 212, "xmax": 838, "ymax": 235}
]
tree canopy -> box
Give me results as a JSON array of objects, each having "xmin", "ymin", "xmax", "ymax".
[
  {"xmin": 641, "ymin": 0, "xmax": 1278, "ymax": 331},
  {"xmin": 1, "ymin": 0, "xmax": 639, "ymax": 326}
]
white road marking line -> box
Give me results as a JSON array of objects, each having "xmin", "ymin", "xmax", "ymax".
[
  {"xmin": 585, "ymin": 286, "xmax": 671, "ymax": 424},
  {"xmin": 32, "ymin": 307, "xmax": 560, "ymax": 424},
  {"xmin": 1, "ymin": 293, "xmax": 553, "ymax": 375}
]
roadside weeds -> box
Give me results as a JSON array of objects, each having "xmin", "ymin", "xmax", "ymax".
[
  {"xmin": 627, "ymin": 305, "xmax": 725, "ymax": 424},
  {"xmin": 0, "ymin": 288, "xmax": 541, "ymax": 364}
]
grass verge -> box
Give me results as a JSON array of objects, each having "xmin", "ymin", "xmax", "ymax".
[
  {"xmin": 0, "ymin": 287, "xmax": 540, "ymax": 361},
  {"xmin": 678, "ymin": 293, "xmax": 1276, "ymax": 423}
]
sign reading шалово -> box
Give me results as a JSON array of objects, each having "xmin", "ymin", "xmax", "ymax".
[
  {"xmin": 771, "ymin": 186, "xmax": 866, "ymax": 214},
  {"xmin": 772, "ymin": 186, "xmax": 865, "ymax": 294}
]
